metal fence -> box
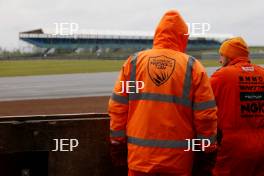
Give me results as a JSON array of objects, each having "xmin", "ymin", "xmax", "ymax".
[{"xmin": 201, "ymin": 52, "xmax": 264, "ymax": 60}]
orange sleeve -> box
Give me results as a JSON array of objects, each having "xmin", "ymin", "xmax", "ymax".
[
  {"xmin": 210, "ymin": 70, "xmax": 223, "ymax": 105},
  {"xmin": 210, "ymin": 69, "xmax": 225, "ymax": 131},
  {"xmin": 192, "ymin": 60, "xmax": 217, "ymax": 143},
  {"xmin": 108, "ymin": 57, "xmax": 131, "ymax": 142}
]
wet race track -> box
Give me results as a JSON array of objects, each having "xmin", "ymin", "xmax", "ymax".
[{"xmin": 0, "ymin": 67, "xmax": 235, "ymax": 101}]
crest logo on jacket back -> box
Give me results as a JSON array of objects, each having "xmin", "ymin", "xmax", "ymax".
[{"xmin": 148, "ymin": 56, "xmax": 175, "ymax": 86}]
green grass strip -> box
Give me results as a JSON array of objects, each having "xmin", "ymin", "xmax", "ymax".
[
  {"xmin": 0, "ymin": 59, "xmax": 263, "ymax": 77},
  {"xmin": 0, "ymin": 59, "xmax": 124, "ymax": 77}
]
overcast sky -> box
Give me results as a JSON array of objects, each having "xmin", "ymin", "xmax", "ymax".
[{"xmin": 0, "ymin": 0, "xmax": 263, "ymax": 50}]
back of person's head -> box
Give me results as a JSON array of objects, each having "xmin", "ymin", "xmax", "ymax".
[
  {"xmin": 219, "ymin": 37, "xmax": 249, "ymax": 60},
  {"xmin": 153, "ymin": 10, "xmax": 189, "ymax": 52}
]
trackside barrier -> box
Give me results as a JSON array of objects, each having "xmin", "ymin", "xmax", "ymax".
[
  {"xmin": 201, "ymin": 52, "xmax": 264, "ymax": 60},
  {"xmin": 0, "ymin": 113, "xmax": 127, "ymax": 176}
]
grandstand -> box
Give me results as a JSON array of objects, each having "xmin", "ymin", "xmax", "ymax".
[{"xmin": 19, "ymin": 29, "xmax": 233, "ymax": 54}]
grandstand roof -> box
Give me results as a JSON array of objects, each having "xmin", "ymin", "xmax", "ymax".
[
  {"xmin": 19, "ymin": 28, "xmax": 233, "ymax": 51},
  {"xmin": 20, "ymin": 28, "xmax": 233, "ymax": 42}
]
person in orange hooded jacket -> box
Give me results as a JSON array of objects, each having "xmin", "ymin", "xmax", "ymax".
[
  {"xmin": 108, "ymin": 10, "xmax": 217, "ymax": 176},
  {"xmin": 211, "ymin": 37, "xmax": 264, "ymax": 176}
]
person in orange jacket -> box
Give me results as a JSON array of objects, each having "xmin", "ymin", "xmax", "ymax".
[
  {"xmin": 211, "ymin": 37, "xmax": 264, "ymax": 176},
  {"xmin": 108, "ymin": 10, "xmax": 217, "ymax": 176}
]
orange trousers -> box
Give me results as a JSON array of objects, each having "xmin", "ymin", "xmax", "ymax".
[{"xmin": 213, "ymin": 130, "xmax": 264, "ymax": 176}]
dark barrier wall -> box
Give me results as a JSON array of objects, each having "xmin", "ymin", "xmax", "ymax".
[{"xmin": 0, "ymin": 113, "xmax": 127, "ymax": 176}]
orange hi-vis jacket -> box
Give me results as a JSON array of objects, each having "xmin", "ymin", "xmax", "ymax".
[
  {"xmin": 108, "ymin": 10, "xmax": 217, "ymax": 175},
  {"xmin": 211, "ymin": 58, "xmax": 264, "ymax": 176}
]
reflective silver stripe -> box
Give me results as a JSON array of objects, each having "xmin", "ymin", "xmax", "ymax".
[
  {"xmin": 129, "ymin": 53, "xmax": 138, "ymax": 94},
  {"xmin": 197, "ymin": 134, "xmax": 217, "ymax": 143},
  {"xmin": 182, "ymin": 56, "xmax": 195, "ymax": 98},
  {"xmin": 127, "ymin": 136, "xmax": 188, "ymax": 148},
  {"xmin": 110, "ymin": 130, "xmax": 126, "ymax": 137},
  {"xmin": 111, "ymin": 93, "xmax": 128, "ymax": 105},
  {"xmin": 193, "ymin": 100, "xmax": 216, "ymax": 110},
  {"xmin": 129, "ymin": 92, "xmax": 191, "ymax": 107}
]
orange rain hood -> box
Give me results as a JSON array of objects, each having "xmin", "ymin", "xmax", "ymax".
[{"xmin": 153, "ymin": 10, "xmax": 189, "ymax": 52}]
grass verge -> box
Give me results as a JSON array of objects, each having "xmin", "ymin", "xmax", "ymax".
[{"xmin": 0, "ymin": 59, "xmax": 263, "ymax": 77}]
